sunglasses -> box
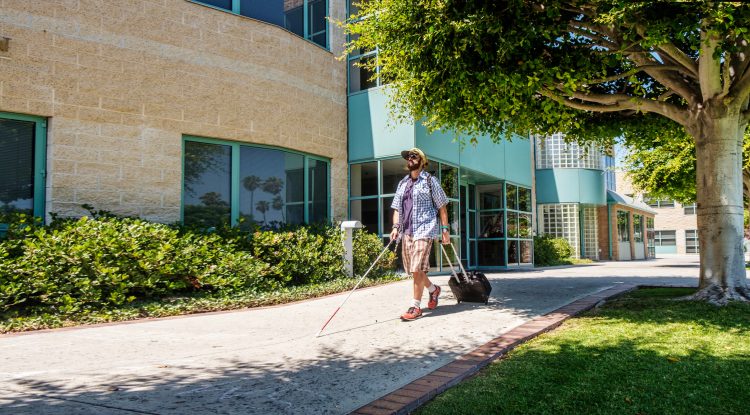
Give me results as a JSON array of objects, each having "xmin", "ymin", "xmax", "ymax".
[{"xmin": 407, "ymin": 153, "xmax": 420, "ymax": 160}]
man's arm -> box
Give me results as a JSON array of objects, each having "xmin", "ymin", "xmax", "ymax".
[
  {"xmin": 438, "ymin": 205, "xmax": 449, "ymax": 244},
  {"xmin": 389, "ymin": 210, "xmax": 400, "ymax": 241}
]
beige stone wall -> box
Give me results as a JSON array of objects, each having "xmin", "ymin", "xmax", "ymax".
[
  {"xmin": 616, "ymin": 172, "xmax": 697, "ymax": 254},
  {"xmin": 0, "ymin": 0, "xmax": 348, "ymax": 223}
]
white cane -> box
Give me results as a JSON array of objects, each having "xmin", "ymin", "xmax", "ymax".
[{"xmin": 315, "ymin": 238, "xmax": 397, "ymax": 337}]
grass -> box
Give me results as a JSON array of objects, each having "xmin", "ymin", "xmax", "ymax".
[
  {"xmin": 418, "ymin": 288, "xmax": 750, "ymax": 415},
  {"xmin": 0, "ymin": 274, "xmax": 403, "ymax": 333}
]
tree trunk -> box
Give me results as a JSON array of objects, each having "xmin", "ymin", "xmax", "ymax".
[{"xmin": 690, "ymin": 114, "xmax": 750, "ymax": 305}]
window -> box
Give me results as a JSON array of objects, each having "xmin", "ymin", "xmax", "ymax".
[
  {"xmin": 535, "ymin": 133, "xmax": 604, "ymax": 170},
  {"xmin": 684, "ymin": 203, "xmax": 696, "ymax": 215},
  {"xmin": 646, "ymin": 217, "xmax": 655, "ymax": 257},
  {"xmin": 654, "ymin": 230, "xmax": 677, "ymax": 246},
  {"xmin": 633, "ymin": 214, "xmax": 643, "ymax": 243},
  {"xmin": 191, "ymin": 0, "xmax": 327, "ymax": 48},
  {"xmin": 644, "ymin": 196, "xmax": 675, "ymax": 208},
  {"xmin": 686, "ymin": 229, "xmax": 699, "ymax": 253},
  {"xmin": 539, "ymin": 203, "xmax": 580, "ymax": 258},
  {"xmin": 617, "ymin": 211, "xmax": 630, "ymax": 242},
  {"xmin": 182, "ymin": 137, "xmax": 329, "ymax": 228},
  {"xmin": 0, "ymin": 112, "xmax": 46, "ymax": 226}
]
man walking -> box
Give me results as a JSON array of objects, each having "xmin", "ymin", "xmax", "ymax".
[{"xmin": 389, "ymin": 148, "xmax": 450, "ymax": 321}]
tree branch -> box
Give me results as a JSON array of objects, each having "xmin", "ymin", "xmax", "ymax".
[
  {"xmin": 625, "ymin": 47, "xmax": 699, "ymax": 107},
  {"xmin": 632, "ymin": 23, "xmax": 698, "ymax": 78},
  {"xmin": 543, "ymin": 88, "xmax": 689, "ymax": 125},
  {"xmin": 699, "ymin": 26, "xmax": 723, "ymax": 101}
]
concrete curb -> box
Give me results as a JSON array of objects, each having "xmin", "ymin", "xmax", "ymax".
[{"xmin": 350, "ymin": 283, "xmax": 641, "ymax": 415}]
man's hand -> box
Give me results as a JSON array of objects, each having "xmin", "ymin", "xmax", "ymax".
[
  {"xmin": 390, "ymin": 227, "xmax": 399, "ymax": 241},
  {"xmin": 441, "ymin": 231, "xmax": 450, "ymax": 245}
]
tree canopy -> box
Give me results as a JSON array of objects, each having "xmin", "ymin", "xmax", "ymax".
[
  {"xmin": 348, "ymin": 1, "xmax": 750, "ymax": 142},
  {"xmin": 348, "ymin": 0, "xmax": 750, "ymax": 303}
]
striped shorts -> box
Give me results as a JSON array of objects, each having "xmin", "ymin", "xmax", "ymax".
[{"xmin": 401, "ymin": 234, "xmax": 433, "ymax": 274}]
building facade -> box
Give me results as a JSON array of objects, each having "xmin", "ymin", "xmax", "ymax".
[
  {"xmin": 534, "ymin": 134, "xmax": 655, "ymax": 260},
  {"xmin": 1, "ymin": 1, "xmax": 656, "ymax": 267},
  {"xmin": 0, "ymin": 0, "xmax": 348, "ymax": 229},
  {"xmin": 616, "ymin": 172, "xmax": 699, "ymax": 255}
]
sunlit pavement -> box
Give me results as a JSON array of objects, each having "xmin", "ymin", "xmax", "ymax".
[{"xmin": 0, "ymin": 256, "xmax": 700, "ymax": 415}]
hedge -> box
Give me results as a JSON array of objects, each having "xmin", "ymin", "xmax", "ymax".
[
  {"xmin": 533, "ymin": 235, "xmax": 574, "ymax": 266},
  {"xmin": 0, "ymin": 214, "xmax": 396, "ymax": 315}
]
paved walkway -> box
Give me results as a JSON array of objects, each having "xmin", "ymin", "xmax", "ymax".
[{"xmin": 0, "ymin": 256, "xmax": 701, "ymax": 415}]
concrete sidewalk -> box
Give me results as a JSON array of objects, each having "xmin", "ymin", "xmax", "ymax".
[{"xmin": 0, "ymin": 256, "xmax": 700, "ymax": 415}]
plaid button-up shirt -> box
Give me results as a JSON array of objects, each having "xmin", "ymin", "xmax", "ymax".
[{"xmin": 391, "ymin": 171, "xmax": 449, "ymax": 240}]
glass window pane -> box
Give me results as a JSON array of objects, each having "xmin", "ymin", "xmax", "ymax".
[
  {"xmin": 519, "ymin": 213, "xmax": 531, "ymax": 238},
  {"xmin": 479, "ymin": 212, "xmax": 504, "ymax": 238},
  {"xmin": 469, "ymin": 212, "xmax": 477, "ymax": 238},
  {"xmin": 381, "ymin": 197, "xmax": 393, "ymax": 234},
  {"xmin": 478, "ymin": 184, "xmax": 502, "ymax": 210},
  {"xmin": 183, "ymin": 141, "xmax": 232, "ymax": 227},
  {"xmin": 309, "ymin": 0, "xmax": 327, "ymax": 35},
  {"xmin": 284, "ymin": 3, "xmax": 304, "ymax": 37},
  {"xmin": 478, "ymin": 240, "xmax": 505, "ymax": 266},
  {"xmin": 617, "ymin": 211, "xmax": 630, "ymax": 242},
  {"xmin": 350, "ymin": 162, "xmax": 378, "ymax": 197},
  {"xmin": 239, "ymin": 146, "xmax": 304, "ymax": 227},
  {"xmin": 508, "ymin": 240, "xmax": 519, "ymax": 265},
  {"xmin": 506, "ymin": 184, "xmax": 518, "ymax": 210},
  {"xmin": 240, "ymin": 0, "xmax": 284, "ymax": 26},
  {"xmin": 440, "ymin": 164, "xmax": 459, "ymax": 199},
  {"xmin": 518, "ymin": 187, "xmax": 531, "ymax": 212},
  {"xmin": 507, "ymin": 211, "xmax": 519, "ymax": 238},
  {"xmin": 311, "ymin": 32, "xmax": 327, "ymax": 47},
  {"xmin": 446, "ymin": 201, "xmax": 460, "ymax": 235},
  {"xmin": 468, "ymin": 184, "xmax": 476, "ymax": 210},
  {"xmin": 349, "ymin": 56, "xmax": 377, "ymax": 93},
  {"xmin": 350, "ymin": 198, "xmax": 378, "ymax": 234},
  {"xmin": 198, "ymin": 0, "xmax": 232, "ymax": 10},
  {"xmin": 0, "ymin": 118, "xmax": 35, "ymax": 216},
  {"xmin": 308, "ymin": 159, "xmax": 329, "ymax": 223},
  {"xmin": 381, "ymin": 158, "xmax": 406, "ymax": 194},
  {"xmin": 633, "ymin": 215, "xmax": 643, "ymax": 242},
  {"xmin": 520, "ymin": 240, "xmax": 532, "ymax": 264}
]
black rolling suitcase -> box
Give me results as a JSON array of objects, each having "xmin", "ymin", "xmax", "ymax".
[{"xmin": 440, "ymin": 242, "xmax": 492, "ymax": 304}]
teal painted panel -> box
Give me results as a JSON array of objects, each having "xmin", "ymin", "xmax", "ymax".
[
  {"xmin": 458, "ymin": 134, "xmax": 505, "ymax": 180},
  {"xmin": 415, "ymin": 123, "xmax": 459, "ymax": 165},
  {"xmin": 503, "ymin": 135, "xmax": 533, "ymax": 187},
  {"xmin": 348, "ymin": 88, "xmax": 414, "ymax": 162},
  {"xmin": 535, "ymin": 169, "xmax": 605, "ymax": 204},
  {"xmin": 655, "ymin": 246, "xmax": 677, "ymax": 254}
]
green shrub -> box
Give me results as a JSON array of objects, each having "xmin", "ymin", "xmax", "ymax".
[
  {"xmin": 533, "ymin": 235, "xmax": 574, "ymax": 266},
  {"xmin": 249, "ymin": 225, "xmax": 345, "ymax": 285},
  {"xmin": 0, "ymin": 216, "xmax": 272, "ymax": 314},
  {"xmin": 352, "ymin": 230, "xmax": 396, "ymax": 278}
]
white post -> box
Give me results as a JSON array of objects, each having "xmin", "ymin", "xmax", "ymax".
[{"xmin": 341, "ymin": 221, "xmax": 363, "ymax": 277}]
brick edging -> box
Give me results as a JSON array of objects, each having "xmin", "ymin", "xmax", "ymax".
[{"xmin": 350, "ymin": 284, "xmax": 640, "ymax": 415}]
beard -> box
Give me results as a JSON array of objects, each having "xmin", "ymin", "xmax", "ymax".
[{"xmin": 407, "ymin": 162, "xmax": 421, "ymax": 171}]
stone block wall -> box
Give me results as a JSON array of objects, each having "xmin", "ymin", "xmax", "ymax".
[{"xmin": 0, "ymin": 0, "xmax": 348, "ymax": 223}]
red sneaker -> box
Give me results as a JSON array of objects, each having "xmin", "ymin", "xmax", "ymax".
[
  {"xmin": 401, "ymin": 307, "xmax": 423, "ymax": 321},
  {"xmin": 427, "ymin": 285, "xmax": 441, "ymax": 310}
]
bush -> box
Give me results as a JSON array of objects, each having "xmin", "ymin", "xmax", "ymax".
[
  {"xmin": 249, "ymin": 225, "xmax": 345, "ymax": 285},
  {"xmin": 533, "ymin": 235, "xmax": 574, "ymax": 266},
  {"xmin": 0, "ymin": 216, "xmax": 272, "ymax": 314},
  {"xmin": 352, "ymin": 230, "xmax": 396, "ymax": 278}
]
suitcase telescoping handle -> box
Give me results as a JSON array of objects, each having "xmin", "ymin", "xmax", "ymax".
[{"xmin": 440, "ymin": 242, "xmax": 468, "ymax": 283}]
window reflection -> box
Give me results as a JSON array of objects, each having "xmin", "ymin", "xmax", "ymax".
[
  {"xmin": 518, "ymin": 187, "xmax": 531, "ymax": 212},
  {"xmin": 508, "ymin": 240, "xmax": 519, "ymax": 264},
  {"xmin": 239, "ymin": 146, "xmax": 304, "ymax": 227},
  {"xmin": 440, "ymin": 165, "xmax": 459, "ymax": 199},
  {"xmin": 479, "ymin": 212, "xmax": 504, "ymax": 238},
  {"xmin": 308, "ymin": 159, "xmax": 328, "ymax": 223},
  {"xmin": 381, "ymin": 158, "xmax": 406, "ymax": 194},
  {"xmin": 183, "ymin": 141, "xmax": 232, "ymax": 227},
  {"xmin": 478, "ymin": 240, "xmax": 505, "ymax": 266},
  {"xmin": 0, "ymin": 119, "xmax": 35, "ymax": 216},
  {"xmin": 507, "ymin": 211, "xmax": 518, "ymax": 238},
  {"xmin": 478, "ymin": 184, "xmax": 502, "ymax": 210},
  {"xmin": 506, "ymin": 184, "xmax": 518, "ymax": 210}
]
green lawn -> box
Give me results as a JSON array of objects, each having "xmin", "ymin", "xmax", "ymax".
[
  {"xmin": 418, "ymin": 288, "xmax": 750, "ymax": 415},
  {"xmin": 0, "ymin": 274, "xmax": 402, "ymax": 333}
]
